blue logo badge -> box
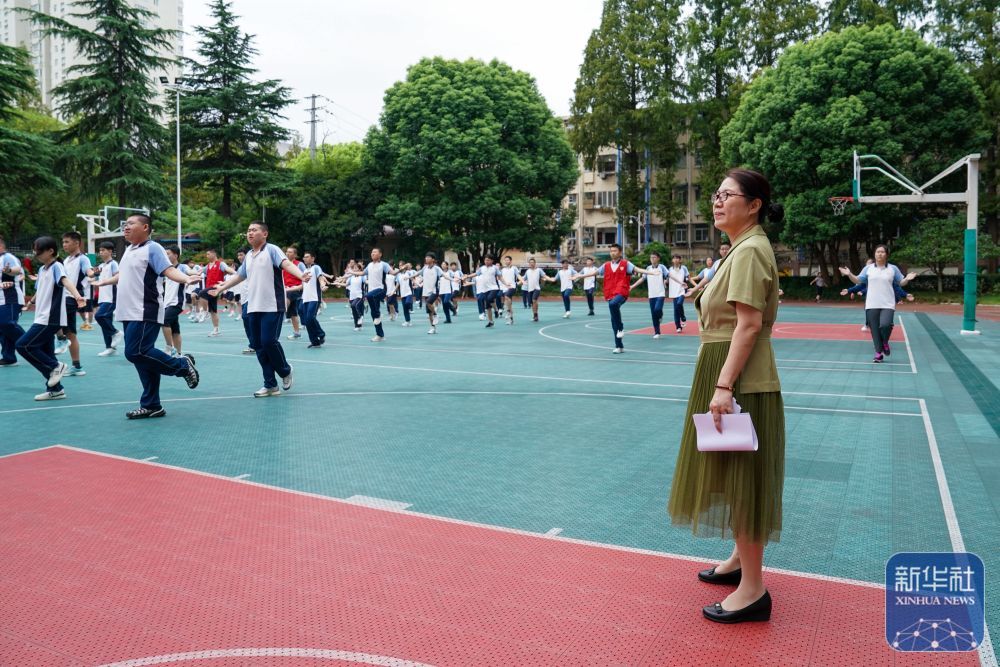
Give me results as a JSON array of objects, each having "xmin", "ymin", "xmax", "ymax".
[{"xmin": 886, "ymin": 552, "xmax": 984, "ymax": 652}]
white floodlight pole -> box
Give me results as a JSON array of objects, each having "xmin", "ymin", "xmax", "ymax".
[{"xmin": 175, "ymin": 85, "xmax": 182, "ymax": 250}]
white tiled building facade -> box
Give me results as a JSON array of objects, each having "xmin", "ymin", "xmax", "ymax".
[{"xmin": 1, "ymin": 0, "xmax": 182, "ymax": 114}]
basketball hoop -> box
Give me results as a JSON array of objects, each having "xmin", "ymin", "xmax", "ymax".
[{"xmin": 829, "ymin": 196, "xmax": 853, "ymax": 216}]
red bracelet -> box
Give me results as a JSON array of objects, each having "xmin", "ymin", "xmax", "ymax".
[{"xmin": 715, "ymin": 384, "xmax": 734, "ymax": 392}]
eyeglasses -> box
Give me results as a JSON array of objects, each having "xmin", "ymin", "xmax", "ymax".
[{"xmin": 711, "ymin": 191, "xmax": 749, "ymax": 204}]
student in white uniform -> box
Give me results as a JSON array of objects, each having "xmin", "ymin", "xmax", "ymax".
[
  {"xmin": 56, "ymin": 231, "xmax": 91, "ymax": 377},
  {"xmin": 499, "ymin": 256, "xmax": 520, "ymax": 325},
  {"xmin": 341, "ymin": 272, "xmax": 366, "ymax": 331},
  {"xmin": 15, "ymin": 236, "xmax": 88, "ymax": 400},
  {"xmin": 94, "ymin": 215, "xmax": 201, "ymax": 418},
  {"xmin": 211, "ymin": 221, "xmax": 310, "ymax": 397},
  {"xmin": 299, "ymin": 251, "xmax": 328, "ymax": 348},
  {"xmin": 667, "ymin": 254, "xmax": 691, "ymax": 332},
  {"xmin": 629, "ymin": 251, "xmax": 670, "ymax": 338},
  {"xmin": 472, "ymin": 256, "xmax": 509, "ymax": 328},
  {"xmin": 347, "ymin": 247, "xmax": 397, "ymax": 342},
  {"xmin": 449, "ymin": 262, "xmax": 463, "ymax": 311},
  {"xmin": 555, "ymin": 259, "xmax": 578, "ymax": 318},
  {"xmin": 385, "ymin": 271, "xmax": 398, "ymax": 321},
  {"xmin": 518, "ymin": 258, "xmax": 553, "ymax": 322},
  {"xmin": 438, "ymin": 265, "xmax": 455, "ymax": 324},
  {"xmin": 160, "ymin": 245, "xmax": 188, "ymax": 356},
  {"xmin": 581, "ymin": 257, "xmax": 597, "ymax": 316},
  {"xmin": 417, "ymin": 253, "xmax": 444, "ymax": 334},
  {"xmin": 396, "ymin": 262, "xmax": 416, "ymax": 327},
  {"xmin": 0, "ymin": 237, "xmax": 26, "ymax": 367},
  {"xmin": 89, "ymin": 241, "xmax": 124, "ymax": 355}
]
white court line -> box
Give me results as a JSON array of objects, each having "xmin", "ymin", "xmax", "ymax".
[
  {"xmin": 898, "ymin": 315, "xmax": 918, "ymax": 374},
  {"xmin": 537, "ymin": 323, "xmax": 915, "ymax": 373},
  {"xmin": 142, "ymin": 456, "xmax": 158, "ymax": 462},
  {"xmin": 97, "ymin": 648, "xmax": 434, "ymax": 667},
  {"xmin": 234, "ymin": 473, "xmax": 251, "ymax": 480},
  {"xmin": 345, "ymin": 495, "xmax": 413, "ymax": 511},
  {"xmin": 28, "ymin": 445, "xmax": 882, "ymax": 590},
  {"xmin": 545, "ymin": 528, "xmax": 563, "ymax": 536}
]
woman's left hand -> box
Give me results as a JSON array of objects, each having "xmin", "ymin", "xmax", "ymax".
[{"xmin": 709, "ymin": 388, "xmax": 734, "ymax": 433}]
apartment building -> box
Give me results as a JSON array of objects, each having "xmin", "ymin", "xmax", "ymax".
[{"xmin": 1, "ymin": 0, "xmax": 182, "ymax": 113}]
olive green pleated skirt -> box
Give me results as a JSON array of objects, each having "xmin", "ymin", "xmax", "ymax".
[{"xmin": 668, "ymin": 341, "xmax": 785, "ymax": 544}]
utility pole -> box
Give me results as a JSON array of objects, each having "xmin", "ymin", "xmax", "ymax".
[{"xmin": 307, "ymin": 94, "xmax": 320, "ymax": 160}]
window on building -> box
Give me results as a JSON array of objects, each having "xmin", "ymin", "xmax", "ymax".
[
  {"xmin": 675, "ymin": 151, "xmax": 687, "ymax": 169},
  {"xmin": 597, "ymin": 229, "xmax": 618, "ymax": 246},
  {"xmin": 694, "ymin": 226, "xmax": 709, "ymax": 243},
  {"xmin": 674, "ymin": 184, "xmax": 689, "ymax": 207},
  {"xmin": 596, "ymin": 155, "xmax": 616, "ymax": 175},
  {"xmin": 673, "ymin": 226, "xmax": 688, "ymax": 244},
  {"xmin": 595, "ymin": 190, "xmax": 617, "ymax": 210},
  {"xmin": 567, "ymin": 193, "xmax": 577, "ymax": 207}
]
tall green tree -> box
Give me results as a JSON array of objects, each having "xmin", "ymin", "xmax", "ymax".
[
  {"xmin": 720, "ymin": 25, "xmax": 987, "ymax": 280},
  {"xmin": 181, "ymin": 0, "xmax": 294, "ymax": 219},
  {"xmin": 0, "ymin": 44, "xmax": 67, "ymax": 241},
  {"xmin": 570, "ymin": 0, "xmax": 686, "ymax": 240},
  {"xmin": 934, "ymin": 0, "xmax": 999, "ymax": 269},
  {"xmin": 366, "ymin": 57, "xmax": 578, "ymax": 266},
  {"xmin": 894, "ymin": 215, "xmax": 1000, "ymax": 291},
  {"xmin": 22, "ymin": 0, "xmax": 173, "ymax": 209},
  {"xmin": 826, "ymin": 0, "xmax": 929, "ymax": 31}
]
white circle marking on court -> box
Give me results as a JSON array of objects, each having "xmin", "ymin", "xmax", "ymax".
[{"xmin": 96, "ymin": 647, "xmax": 435, "ymax": 667}]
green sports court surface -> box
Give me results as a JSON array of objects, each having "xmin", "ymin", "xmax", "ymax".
[{"xmin": 1, "ymin": 298, "xmax": 997, "ymax": 665}]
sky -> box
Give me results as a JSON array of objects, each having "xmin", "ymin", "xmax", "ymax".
[{"xmin": 181, "ymin": 0, "xmax": 607, "ymax": 145}]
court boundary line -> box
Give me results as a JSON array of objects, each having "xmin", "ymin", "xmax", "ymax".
[
  {"xmin": 918, "ymin": 398, "xmax": 995, "ymax": 667},
  {"xmin": 0, "ymin": 390, "xmax": 922, "ymax": 417},
  {"xmin": 95, "ymin": 647, "xmax": 435, "ymax": 667},
  {"xmin": 538, "ymin": 323, "xmax": 916, "ymax": 374},
  {"xmin": 3, "ymin": 445, "xmax": 883, "ymax": 591},
  {"xmin": 899, "ymin": 315, "xmax": 918, "ymax": 374}
]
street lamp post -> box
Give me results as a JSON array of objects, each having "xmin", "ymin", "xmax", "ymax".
[{"xmin": 160, "ymin": 76, "xmax": 192, "ymax": 250}]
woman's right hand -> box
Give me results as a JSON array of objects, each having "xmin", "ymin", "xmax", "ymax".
[{"xmin": 709, "ymin": 388, "xmax": 734, "ymax": 433}]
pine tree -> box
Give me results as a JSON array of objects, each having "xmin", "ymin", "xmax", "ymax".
[
  {"xmin": 181, "ymin": 0, "xmax": 294, "ymax": 219},
  {"xmin": 22, "ymin": 0, "xmax": 174, "ymax": 209}
]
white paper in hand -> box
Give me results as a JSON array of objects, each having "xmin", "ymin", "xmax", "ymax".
[{"xmin": 693, "ymin": 399, "xmax": 759, "ymax": 452}]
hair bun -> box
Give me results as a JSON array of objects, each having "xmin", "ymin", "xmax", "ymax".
[{"xmin": 767, "ymin": 202, "xmax": 785, "ymax": 223}]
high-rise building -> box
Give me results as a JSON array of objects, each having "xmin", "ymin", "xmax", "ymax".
[{"xmin": 1, "ymin": 0, "xmax": 182, "ymax": 114}]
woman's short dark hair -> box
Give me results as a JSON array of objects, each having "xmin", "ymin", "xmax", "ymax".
[
  {"xmin": 726, "ymin": 168, "xmax": 785, "ymax": 225},
  {"xmin": 34, "ymin": 236, "xmax": 58, "ymax": 255}
]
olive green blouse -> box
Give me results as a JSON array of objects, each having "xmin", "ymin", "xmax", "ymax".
[{"xmin": 695, "ymin": 224, "xmax": 781, "ymax": 393}]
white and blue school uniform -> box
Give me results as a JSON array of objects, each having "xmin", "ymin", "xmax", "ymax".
[
  {"xmin": 667, "ymin": 264, "xmax": 689, "ymax": 329},
  {"xmin": 582, "ymin": 266, "xmax": 597, "ymax": 314},
  {"xmin": 162, "ymin": 262, "xmax": 189, "ymax": 335},
  {"xmin": 556, "ymin": 268, "xmax": 577, "ymax": 312},
  {"xmin": 420, "ymin": 265, "xmax": 444, "ymax": 304},
  {"xmin": 645, "ymin": 264, "xmax": 669, "ymax": 334},
  {"xmin": 362, "ymin": 260, "xmax": 393, "ymax": 336},
  {"xmin": 0, "ymin": 252, "xmax": 26, "ymax": 364},
  {"xmin": 347, "ymin": 274, "xmax": 366, "ymax": 328},
  {"xmin": 523, "ymin": 267, "xmax": 545, "ymax": 305},
  {"xmin": 299, "ymin": 264, "xmax": 326, "ymax": 345},
  {"xmin": 500, "ymin": 266, "xmax": 520, "ymax": 299},
  {"xmin": 476, "ymin": 266, "xmax": 499, "ymax": 314},
  {"xmin": 62, "ymin": 252, "xmax": 92, "ymax": 333},
  {"xmin": 115, "ymin": 240, "xmax": 192, "ymax": 409},
  {"xmin": 858, "ymin": 263, "xmax": 906, "ymax": 355},
  {"xmin": 94, "ymin": 259, "xmax": 120, "ymax": 348},
  {"xmin": 438, "ymin": 270, "xmax": 455, "ymax": 322},
  {"xmin": 238, "ymin": 243, "xmax": 292, "ymax": 389},
  {"xmin": 15, "ymin": 262, "xmax": 68, "ymax": 390},
  {"xmin": 397, "ymin": 269, "xmax": 415, "ymax": 322}
]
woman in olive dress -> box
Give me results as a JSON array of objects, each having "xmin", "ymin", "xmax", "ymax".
[{"xmin": 668, "ymin": 168, "xmax": 785, "ymax": 624}]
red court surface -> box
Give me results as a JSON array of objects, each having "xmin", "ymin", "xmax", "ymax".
[
  {"xmin": 629, "ymin": 321, "xmax": 903, "ymax": 341},
  {"xmin": 0, "ymin": 446, "xmax": 975, "ymax": 666}
]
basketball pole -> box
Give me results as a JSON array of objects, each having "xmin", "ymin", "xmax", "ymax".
[{"xmin": 961, "ymin": 157, "xmax": 979, "ymax": 334}]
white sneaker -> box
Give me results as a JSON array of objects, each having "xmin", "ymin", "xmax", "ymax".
[
  {"xmin": 54, "ymin": 341, "xmax": 70, "ymax": 355},
  {"xmin": 253, "ymin": 386, "xmax": 280, "ymax": 398},
  {"xmin": 371, "ymin": 335, "xmax": 384, "ymax": 342},
  {"xmin": 48, "ymin": 362, "xmax": 68, "ymax": 387},
  {"xmin": 35, "ymin": 389, "xmax": 66, "ymax": 401},
  {"xmin": 390, "ymin": 314, "xmax": 396, "ymax": 321},
  {"xmin": 287, "ymin": 332, "xmax": 301, "ymax": 340},
  {"xmin": 479, "ymin": 314, "xmax": 486, "ymax": 321},
  {"xmin": 616, "ymin": 330, "xmax": 625, "ymax": 339},
  {"xmin": 427, "ymin": 327, "xmax": 436, "ymax": 334},
  {"xmin": 563, "ymin": 312, "xmax": 571, "ymax": 318},
  {"xmin": 111, "ymin": 331, "xmax": 123, "ymax": 348},
  {"xmin": 356, "ymin": 318, "xmax": 363, "ymax": 327},
  {"xmin": 354, "ymin": 326, "xmax": 362, "ymax": 332},
  {"xmin": 242, "ymin": 347, "xmax": 256, "ymax": 355},
  {"xmin": 208, "ymin": 330, "xmax": 221, "ymax": 337},
  {"xmin": 506, "ymin": 318, "xmax": 513, "ymax": 325},
  {"xmin": 373, "ymin": 317, "xmax": 382, "ymax": 325},
  {"xmin": 98, "ymin": 347, "xmax": 116, "ymax": 357},
  {"xmin": 432, "ymin": 317, "xmax": 439, "ymax": 326},
  {"xmin": 653, "ymin": 334, "xmax": 660, "ymax": 339},
  {"xmin": 861, "ymin": 325, "xmax": 869, "ymax": 332},
  {"xmin": 281, "ymin": 365, "xmax": 294, "ymax": 391},
  {"xmin": 612, "ymin": 348, "xmax": 624, "ymax": 354}
]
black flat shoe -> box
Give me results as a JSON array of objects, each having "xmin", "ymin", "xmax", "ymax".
[
  {"xmin": 698, "ymin": 566, "xmax": 742, "ymax": 585},
  {"xmin": 703, "ymin": 590, "xmax": 771, "ymax": 624}
]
